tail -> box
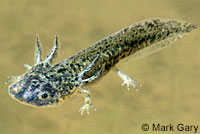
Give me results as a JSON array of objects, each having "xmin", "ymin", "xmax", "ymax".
[
  {"xmin": 102, "ymin": 18, "xmax": 197, "ymax": 64},
  {"xmin": 124, "ymin": 18, "xmax": 197, "ymax": 61},
  {"xmin": 61, "ymin": 18, "xmax": 197, "ymax": 76}
]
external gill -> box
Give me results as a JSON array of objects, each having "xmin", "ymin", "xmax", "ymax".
[
  {"xmin": 44, "ymin": 34, "xmax": 59, "ymax": 64},
  {"xmin": 24, "ymin": 34, "xmax": 59, "ymax": 69},
  {"xmin": 5, "ymin": 76, "xmax": 21, "ymax": 84},
  {"xmin": 35, "ymin": 35, "xmax": 42, "ymax": 64}
]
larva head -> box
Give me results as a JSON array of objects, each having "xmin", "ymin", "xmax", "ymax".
[
  {"xmin": 8, "ymin": 35, "xmax": 66, "ymax": 107},
  {"xmin": 8, "ymin": 63, "xmax": 64, "ymax": 107}
]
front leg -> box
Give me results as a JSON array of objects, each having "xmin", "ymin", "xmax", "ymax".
[
  {"xmin": 113, "ymin": 67, "xmax": 142, "ymax": 91},
  {"xmin": 77, "ymin": 88, "xmax": 96, "ymax": 115}
]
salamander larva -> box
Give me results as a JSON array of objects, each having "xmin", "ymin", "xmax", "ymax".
[{"xmin": 8, "ymin": 18, "xmax": 197, "ymax": 115}]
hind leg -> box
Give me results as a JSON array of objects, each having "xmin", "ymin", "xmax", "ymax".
[
  {"xmin": 77, "ymin": 88, "xmax": 96, "ymax": 115},
  {"xmin": 113, "ymin": 67, "xmax": 142, "ymax": 91}
]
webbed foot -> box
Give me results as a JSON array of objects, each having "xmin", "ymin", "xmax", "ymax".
[
  {"xmin": 116, "ymin": 69, "xmax": 142, "ymax": 91},
  {"xmin": 79, "ymin": 101, "xmax": 96, "ymax": 115},
  {"xmin": 77, "ymin": 88, "xmax": 96, "ymax": 115}
]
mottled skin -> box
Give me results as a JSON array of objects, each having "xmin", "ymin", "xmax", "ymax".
[{"xmin": 8, "ymin": 18, "xmax": 196, "ymax": 109}]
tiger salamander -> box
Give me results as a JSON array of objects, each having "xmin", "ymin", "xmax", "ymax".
[{"xmin": 8, "ymin": 18, "xmax": 197, "ymax": 115}]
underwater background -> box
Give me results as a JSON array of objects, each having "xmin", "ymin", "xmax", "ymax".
[{"xmin": 0, "ymin": 0, "xmax": 200, "ymax": 134}]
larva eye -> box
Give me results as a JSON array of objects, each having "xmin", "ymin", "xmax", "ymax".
[
  {"xmin": 38, "ymin": 92, "xmax": 50, "ymax": 100},
  {"xmin": 31, "ymin": 80, "xmax": 39, "ymax": 85}
]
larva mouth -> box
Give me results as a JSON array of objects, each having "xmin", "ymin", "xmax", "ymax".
[{"xmin": 9, "ymin": 82, "xmax": 22, "ymax": 96}]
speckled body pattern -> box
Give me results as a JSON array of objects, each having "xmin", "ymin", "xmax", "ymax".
[{"xmin": 8, "ymin": 18, "xmax": 197, "ymax": 107}]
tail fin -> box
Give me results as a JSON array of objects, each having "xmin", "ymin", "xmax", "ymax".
[{"xmin": 125, "ymin": 18, "xmax": 197, "ymax": 61}]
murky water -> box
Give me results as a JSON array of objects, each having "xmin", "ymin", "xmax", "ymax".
[{"xmin": 0, "ymin": 0, "xmax": 200, "ymax": 134}]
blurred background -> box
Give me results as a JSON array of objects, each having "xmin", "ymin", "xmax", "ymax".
[{"xmin": 0, "ymin": 0, "xmax": 200, "ymax": 134}]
